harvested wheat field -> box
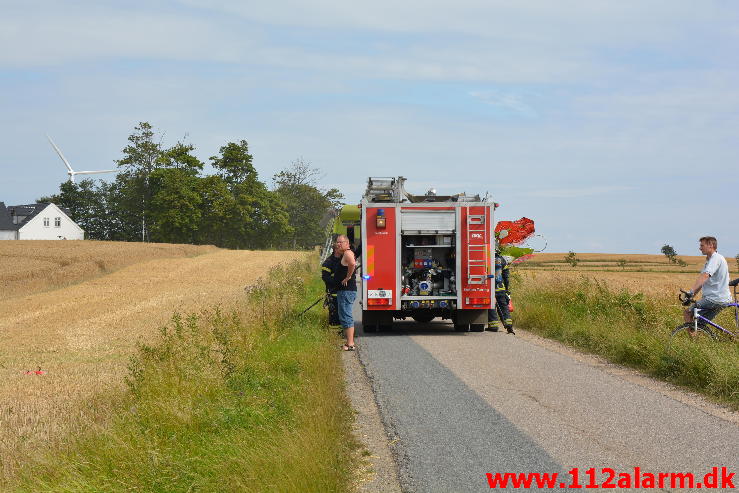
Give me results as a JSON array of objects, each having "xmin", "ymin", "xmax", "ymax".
[
  {"xmin": 517, "ymin": 253, "xmax": 738, "ymax": 297},
  {"xmin": 0, "ymin": 242, "xmax": 308, "ymax": 478},
  {"xmin": 0, "ymin": 240, "xmax": 218, "ymax": 298}
]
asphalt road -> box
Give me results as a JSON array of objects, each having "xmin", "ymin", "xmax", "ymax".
[{"xmin": 354, "ymin": 306, "xmax": 739, "ymax": 492}]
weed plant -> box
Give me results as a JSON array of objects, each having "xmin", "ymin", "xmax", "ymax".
[
  {"xmin": 10, "ymin": 259, "xmax": 354, "ymax": 492},
  {"xmin": 513, "ymin": 276, "xmax": 739, "ymax": 410}
]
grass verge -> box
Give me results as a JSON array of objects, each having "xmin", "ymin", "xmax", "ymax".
[
  {"xmin": 513, "ymin": 276, "xmax": 739, "ymax": 410},
  {"xmin": 8, "ymin": 258, "xmax": 355, "ymax": 492}
]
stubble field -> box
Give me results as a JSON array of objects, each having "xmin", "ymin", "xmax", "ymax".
[
  {"xmin": 0, "ymin": 241, "xmax": 307, "ymax": 479},
  {"xmin": 0, "ymin": 240, "xmax": 219, "ymax": 298},
  {"xmin": 516, "ymin": 252, "xmax": 735, "ymax": 296}
]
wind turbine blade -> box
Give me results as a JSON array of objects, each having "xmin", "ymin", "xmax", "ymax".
[
  {"xmin": 46, "ymin": 135, "xmax": 74, "ymax": 172},
  {"xmin": 75, "ymin": 170, "xmax": 117, "ymax": 175}
]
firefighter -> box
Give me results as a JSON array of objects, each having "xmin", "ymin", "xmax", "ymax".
[
  {"xmin": 321, "ymin": 239, "xmax": 342, "ymax": 329},
  {"xmin": 488, "ymin": 248, "xmax": 514, "ymax": 334}
]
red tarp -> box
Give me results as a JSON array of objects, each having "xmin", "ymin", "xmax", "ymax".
[{"xmin": 495, "ymin": 217, "xmax": 535, "ymax": 245}]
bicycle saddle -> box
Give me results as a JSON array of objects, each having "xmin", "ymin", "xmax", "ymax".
[{"xmin": 729, "ymin": 278, "xmax": 739, "ymax": 287}]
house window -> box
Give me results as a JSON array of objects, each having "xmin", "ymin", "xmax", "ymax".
[
  {"xmin": 54, "ymin": 217, "xmax": 61, "ymax": 227},
  {"xmin": 43, "ymin": 217, "xmax": 49, "ymax": 227}
]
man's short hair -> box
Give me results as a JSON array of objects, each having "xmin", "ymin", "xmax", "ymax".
[{"xmin": 699, "ymin": 236, "xmax": 718, "ymax": 249}]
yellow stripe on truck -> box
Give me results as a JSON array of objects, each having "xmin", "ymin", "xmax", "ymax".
[{"xmin": 367, "ymin": 244, "xmax": 375, "ymax": 277}]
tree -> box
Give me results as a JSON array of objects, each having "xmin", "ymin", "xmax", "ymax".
[
  {"xmin": 243, "ymin": 187, "xmax": 292, "ymax": 249},
  {"xmin": 194, "ymin": 175, "xmax": 236, "ymax": 247},
  {"xmin": 148, "ymin": 168, "xmax": 203, "ymax": 244},
  {"xmin": 208, "ymin": 140, "xmax": 292, "ymax": 248},
  {"xmin": 116, "ymin": 122, "xmax": 165, "ymax": 241},
  {"xmin": 225, "ymin": 181, "xmax": 292, "ymax": 249},
  {"xmin": 272, "ymin": 157, "xmax": 321, "ymax": 188},
  {"xmin": 117, "ymin": 122, "xmax": 162, "ymax": 177},
  {"xmin": 661, "ymin": 244, "xmax": 677, "ymax": 263},
  {"xmin": 617, "ymin": 258, "xmax": 627, "ymax": 270},
  {"xmin": 272, "ymin": 158, "xmax": 345, "ymax": 249},
  {"xmin": 564, "ymin": 251, "xmax": 579, "ymax": 267},
  {"xmin": 209, "ymin": 140, "xmax": 257, "ymax": 187},
  {"xmin": 159, "ymin": 140, "xmax": 204, "ymax": 174}
]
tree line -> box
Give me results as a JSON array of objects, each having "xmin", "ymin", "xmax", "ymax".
[{"xmin": 40, "ymin": 122, "xmax": 343, "ymax": 249}]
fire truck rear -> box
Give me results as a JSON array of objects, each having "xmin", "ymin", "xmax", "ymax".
[{"xmin": 360, "ymin": 177, "xmax": 495, "ymax": 332}]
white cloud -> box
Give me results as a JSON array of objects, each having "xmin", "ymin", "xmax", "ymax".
[{"xmin": 4, "ymin": 1, "xmax": 736, "ymax": 87}]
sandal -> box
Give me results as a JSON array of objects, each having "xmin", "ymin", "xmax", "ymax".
[{"xmin": 341, "ymin": 344, "xmax": 356, "ymax": 351}]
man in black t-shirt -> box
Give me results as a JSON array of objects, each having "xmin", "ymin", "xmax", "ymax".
[
  {"xmin": 321, "ymin": 243, "xmax": 342, "ymax": 328},
  {"xmin": 335, "ymin": 235, "xmax": 357, "ymax": 350}
]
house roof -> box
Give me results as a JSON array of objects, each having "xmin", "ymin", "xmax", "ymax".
[
  {"xmin": 0, "ymin": 202, "xmax": 15, "ymax": 231},
  {"xmin": 3, "ymin": 203, "xmax": 75, "ymax": 231}
]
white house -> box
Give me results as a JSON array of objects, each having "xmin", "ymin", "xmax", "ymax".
[{"xmin": 0, "ymin": 202, "xmax": 84, "ymax": 240}]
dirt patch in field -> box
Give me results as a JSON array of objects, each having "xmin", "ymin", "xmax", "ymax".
[{"xmin": 0, "ymin": 248, "xmax": 308, "ymax": 479}]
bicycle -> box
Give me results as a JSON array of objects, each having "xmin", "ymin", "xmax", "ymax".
[{"xmin": 670, "ymin": 278, "xmax": 739, "ymax": 342}]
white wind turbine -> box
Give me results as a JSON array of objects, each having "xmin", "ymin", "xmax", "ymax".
[{"xmin": 46, "ymin": 135, "xmax": 117, "ymax": 183}]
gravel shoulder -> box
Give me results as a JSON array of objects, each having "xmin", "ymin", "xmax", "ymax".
[{"xmin": 342, "ymin": 347, "xmax": 403, "ymax": 493}]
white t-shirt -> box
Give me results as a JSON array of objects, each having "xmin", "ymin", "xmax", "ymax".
[{"xmin": 701, "ymin": 252, "xmax": 732, "ymax": 303}]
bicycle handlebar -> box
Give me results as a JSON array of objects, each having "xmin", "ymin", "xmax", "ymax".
[{"xmin": 678, "ymin": 289, "xmax": 694, "ymax": 306}]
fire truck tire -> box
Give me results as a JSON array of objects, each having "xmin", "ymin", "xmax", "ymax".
[
  {"xmin": 454, "ymin": 323, "xmax": 469, "ymax": 332},
  {"xmin": 470, "ymin": 323, "xmax": 485, "ymax": 332},
  {"xmin": 411, "ymin": 313, "xmax": 435, "ymax": 324}
]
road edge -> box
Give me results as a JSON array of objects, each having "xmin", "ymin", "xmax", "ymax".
[
  {"xmin": 515, "ymin": 328, "xmax": 739, "ymax": 425},
  {"xmin": 342, "ymin": 348, "xmax": 403, "ymax": 493}
]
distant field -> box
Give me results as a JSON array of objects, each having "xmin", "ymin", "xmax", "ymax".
[
  {"xmin": 0, "ymin": 240, "xmax": 218, "ymax": 298},
  {"xmin": 0, "ymin": 242, "xmax": 307, "ymax": 479},
  {"xmin": 517, "ymin": 252, "xmax": 738, "ymax": 297}
]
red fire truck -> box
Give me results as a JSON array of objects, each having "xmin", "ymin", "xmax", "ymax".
[{"xmin": 360, "ymin": 177, "xmax": 496, "ymax": 332}]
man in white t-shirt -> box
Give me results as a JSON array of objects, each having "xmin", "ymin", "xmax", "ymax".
[{"xmin": 683, "ymin": 236, "xmax": 732, "ymax": 324}]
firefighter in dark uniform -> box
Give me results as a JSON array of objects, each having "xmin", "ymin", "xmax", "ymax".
[
  {"xmin": 321, "ymin": 242, "xmax": 342, "ymax": 328},
  {"xmin": 488, "ymin": 249, "xmax": 514, "ymax": 334}
]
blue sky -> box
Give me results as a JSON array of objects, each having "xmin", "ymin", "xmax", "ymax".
[{"xmin": 1, "ymin": 1, "xmax": 738, "ymax": 255}]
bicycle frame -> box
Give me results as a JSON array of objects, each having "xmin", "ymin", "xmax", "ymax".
[{"xmin": 692, "ymin": 300, "xmax": 739, "ymax": 338}]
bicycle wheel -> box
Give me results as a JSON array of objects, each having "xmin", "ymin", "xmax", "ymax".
[{"xmin": 670, "ymin": 322, "xmax": 717, "ymax": 343}]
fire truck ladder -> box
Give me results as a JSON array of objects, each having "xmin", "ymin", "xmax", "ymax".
[{"xmin": 466, "ymin": 212, "xmax": 488, "ymax": 285}]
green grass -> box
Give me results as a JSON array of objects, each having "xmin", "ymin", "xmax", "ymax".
[
  {"xmin": 9, "ymin": 259, "xmax": 355, "ymax": 492},
  {"xmin": 513, "ymin": 276, "xmax": 739, "ymax": 410}
]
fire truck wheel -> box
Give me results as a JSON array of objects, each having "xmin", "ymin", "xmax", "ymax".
[
  {"xmin": 411, "ymin": 313, "xmax": 435, "ymax": 324},
  {"xmin": 470, "ymin": 323, "xmax": 485, "ymax": 332},
  {"xmin": 454, "ymin": 323, "xmax": 469, "ymax": 332}
]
